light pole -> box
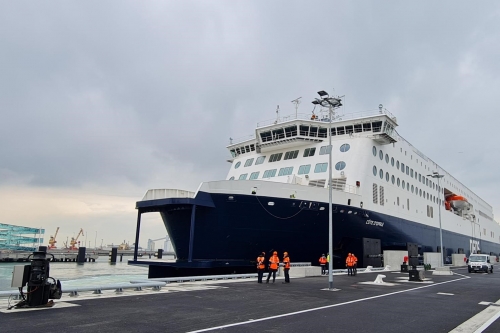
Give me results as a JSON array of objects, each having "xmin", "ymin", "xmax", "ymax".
[
  {"xmin": 313, "ymin": 91, "xmax": 342, "ymax": 290},
  {"xmin": 94, "ymin": 231, "xmax": 97, "ymax": 249},
  {"xmin": 428, "ymin": 171, "xmax": 444, "ymax": 266}
]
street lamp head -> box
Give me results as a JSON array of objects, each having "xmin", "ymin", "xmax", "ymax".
[
  {"xmin": 317, "ymin": 90, "xmax": 329, "ymax": 97},
  {"xmin": 312, "ymin": 99, "xmax": 321, "ymax": 105}
]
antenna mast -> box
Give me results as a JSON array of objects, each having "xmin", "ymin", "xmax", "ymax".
[{"xmin": 291, "ymin": 97, "xmax": 302, "ymax": 118}]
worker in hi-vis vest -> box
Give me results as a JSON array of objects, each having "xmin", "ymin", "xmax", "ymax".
[
  {"xmin": 282, "ymin": 252, "xmax": 290, "ymax": 284},
  {"xmin": 266, "ymin": 251, "xmax": 279, "ymax": 284},
  {"xmin": 319, "ymin": 254, "xmax": 327, "ymax": 275},
  {"xmin": 346, "ymin": 253, "xmax": 356, "ymax": 276},
  {"xmin": 257, "ymin": 252, "xmax": 266, "ymax": 283}
]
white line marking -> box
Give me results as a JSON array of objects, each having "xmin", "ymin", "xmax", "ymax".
[
  {"xmin": 437, "ymin": 292, "xmax": 454, "ymax": 296},
  {"xmin": 449, "ymin": 299, "xmax": 500, "ymax": 333},
  {"xmin": 187, "ymin": 275, "xmax": 470, "ymax": 333}
]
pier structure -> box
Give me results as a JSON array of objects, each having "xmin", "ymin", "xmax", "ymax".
[{"xmin": 0, "ymin": 223, "xmax": 44, "ymax": 251}]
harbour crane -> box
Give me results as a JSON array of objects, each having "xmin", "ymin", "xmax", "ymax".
[
  {"xmin": 69, "ymin": 228, "xmax": 84, "ymax": 250},
  {"xmin": 48, "ymin": 227, "xmax": 60, "ymax": 249}
]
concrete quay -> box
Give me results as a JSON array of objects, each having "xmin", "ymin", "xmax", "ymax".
[{"xmin": 1, "ymin": 265, "xmax": 500, "ymax": 333}]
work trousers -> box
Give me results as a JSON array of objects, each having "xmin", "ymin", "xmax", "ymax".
[
  {"xmin": 257, "ymin": 268, "xmax": 264, "ymax": 283},
  {"xmin": 320, "ymin": 264, "xmax": 326, "ymax": 275},
  {"xmin": 347, "ymin": 266, "xmax": 353, "ymax": 276},
  {"xmin": 266, "ymin": 268, "xmax": 277, "ymax": 283},
  {"xmin": 284, "ymin": 268, "xmax": 290, "ymax": 283}
]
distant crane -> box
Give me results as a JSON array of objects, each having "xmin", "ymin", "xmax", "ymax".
[
  {"xmin": 147, "ymin": 235, "xmax": 171, "ymax": 251},
  {"xmin": 48, "ymin": 227, "xmax": 60, "ymax": 249},
  {"xmin": 69, "ymin": 228, "xmax": 84, "ymax": 250}
]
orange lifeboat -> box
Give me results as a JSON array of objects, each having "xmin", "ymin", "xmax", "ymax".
[{"xmin": 446, "ymin": 195, "xmax": 469, "ymax": 210}]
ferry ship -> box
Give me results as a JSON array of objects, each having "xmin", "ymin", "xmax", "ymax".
[{"xmin": 136, "ymin": 91, "xmax": 500, "ymax": 272}]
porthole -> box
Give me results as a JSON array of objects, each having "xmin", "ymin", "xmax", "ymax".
[
  {"xmin": 385, "ymin": 154, "xmax": 389, "ymax": 163},
  {"xmin": 419, "ymin": 189, "xmax": 422, "ymax": 197},
  {"xmin": 386, "ymin": 172, "xmax": 389, "ymax": 182},
  {"xmin": 416, "ymin": 187, "xmax": 418, "ymax": 195},
  {"xmin": 391, "ymin": 157, "xmax": 394, "ymax": 166},
  {"xmin": 268, "ymin": 202, "xmax": 275, "ymax": 206},
  {"xmin": 379, "ymin": 150, "xmax": 383, "ymax": 160},
  {"xmin": 391, "ymin": 175, "xmax": 395, "ymax": 184},
  {"xmin": 340, "ymin": 144, "xmax": 350, "ymax": 152},
  {"xmin": 397, "ymin": 178, "xmax": 401, "ymax": 187},
  {"xmin": 411, "ymin": 185, "xmax": 414, "ymax": 193},
  {"xmin": 396, "ymin": 160, "xmax": 400, "ymax": 169},
  {"xmin": 407, "ymin": 183, "xmax": 410, "ymax": 191},
  {"xmin": 402, "ymin": 180, "xmax": 405, "ymax": 188},
  {"xmin": 379, "ymin": 169, "xmax": 384, "ymax": 179},
  {"xmin": 234, "ymin": 161, "xmax": 241, "ymax": 169},
  {"xmin": 335, "ymin": 161, "xmax": 346, "ymax": 170},
  {"xmin": 372, "ymin": 146, "xmax": 377, "ymax": 156},
  {"xmin": 373, "ymin": 165, "xmax": 377, "ymax": 176}
]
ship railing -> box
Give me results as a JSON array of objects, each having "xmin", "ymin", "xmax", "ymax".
[
  {"xmin": 305, "ymin": 181, "xmax": 359, "ymax": 195},
  {"xmin": 142, "ymin": 189, "xmax": 195, "ymax": 201}
]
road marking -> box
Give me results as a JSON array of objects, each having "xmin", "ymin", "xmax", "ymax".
[
  {"xmin": 449, "ymin": 299, "xmax": 500, "ymax": 333},
  {"xmin": 187, "ymin": 275, "xmax": 470, "ymax": 333},
  {"xmin": 437, "ymin": 292, "xmax": 454, "ymax": 296}
]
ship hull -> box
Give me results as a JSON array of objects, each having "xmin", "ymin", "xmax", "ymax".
[{"xmin": 159, "ymin": 191, "xmax": 498, "ymax": 268}]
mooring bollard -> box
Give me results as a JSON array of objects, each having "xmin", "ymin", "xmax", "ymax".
[
  {"xmin": 120, "ymin": 254, "xmax": 123, "ymax": 262},
  {"xmin": 77, "ymin": 247, "xmax": 86, "ymax": 264},
  {"xmin": 157, "ymin": 249, "xmax": 163, "ymax": 259},
  {"xmin": 109, "ymin": 247, "xmax": 118, "ymax": 263}
]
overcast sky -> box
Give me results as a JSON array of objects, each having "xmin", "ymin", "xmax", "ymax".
[{"xmin": 1, "ymin": 1, "xmax": 499, "ymax": 249}]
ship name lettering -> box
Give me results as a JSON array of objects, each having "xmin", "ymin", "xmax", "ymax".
[{"xmin": 366, "ymin": 219, "xmax": 384, "ymax": 227}]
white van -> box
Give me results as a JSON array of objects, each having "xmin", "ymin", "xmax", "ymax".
[{"xmin": 467, "ymin": 254, "xmax": 493, "ymax": 273}]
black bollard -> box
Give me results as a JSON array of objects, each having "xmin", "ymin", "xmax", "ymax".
[
  {"xmin": 149, "ymin": 253, "xmax": 152, "ymax": 259},
  {"xmin": 157, "ymin": 249, "xmax": 163, "ymax": 259},
  {"xmin": 109, "ymin": 247, "xmax": 118, "ymax": 263},
  {"xmin": 120, "ymin": 254, "xmax": 123, "ymax": 262},
  {"xmin": 77, "ymin": 247, "xmax": 86, "ymax": 263}
]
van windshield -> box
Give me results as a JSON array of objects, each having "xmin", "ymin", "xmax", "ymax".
[{"xmin": 469, "ymin": 255, "xmax": 487, "ymax": 262}]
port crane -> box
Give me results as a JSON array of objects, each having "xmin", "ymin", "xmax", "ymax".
[
  {"xmin": 48, "ymin": 227, "xmax": 60, "ymax": 249},
  {"xmin": 69, "ymin": 228, "xmax": 84, "ymax": 250}
]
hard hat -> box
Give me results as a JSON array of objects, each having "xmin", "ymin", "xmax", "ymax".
[
  {"xmin": 273, "ymin": 251, "xmax": 277, "ymax": 255},
  {"xmin": 284, "ymin": 252, "xmax": 288, "ymax": 255}
]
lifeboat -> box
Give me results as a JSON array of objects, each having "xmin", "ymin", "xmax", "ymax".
[{"xmin": 446, "ymin": 195, "xmax": 470, "ymax": 210}]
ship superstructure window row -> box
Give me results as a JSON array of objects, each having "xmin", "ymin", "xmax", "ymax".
[
  {"xmin": 239, "ymin": 174, "xmax": 248, "ymax": 180},
  {"xmin": 298, "ymin": 164, "xmax": 311, "ymax": 175},
  {"xmin": 314, "ymin": 163, "xmax": 328, "ymax": 173},
  {"xmin": 304, "ymin": 148, "xmax": 316, "ymax": 157},
  {"xmin": 244, "ymin": 158, "xmax": 254, "ymax": 167},
  {"xmin": 249, "ymin": 172, "xmax": 260, "ymax": 180},
  {"xmin": 284, "ymin": 150, "xmax": 299, "ymax": 160},
  {"xmin": 230, "ymin": 144, "xmax": 256, "ymax": 157},
  {"xmin": 278, "ymin": 167, "xmax": 293, "ymax": 176},
  {"xmin": 263, "ymin": 169, "xmax": 277, "ymax": 178},
  {"xmin": 255, "ymin": 156, "xmax": 266, "ymax": 165},
  {"xmin": 269, "ymin": 153, "xmax": 283, "ymax": 162}
]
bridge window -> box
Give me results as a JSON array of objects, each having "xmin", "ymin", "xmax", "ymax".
[
  {"xmin": 269, "ymin": 153, "xmax": 283, "ymax": 162},
  {"xmin": 314, "ymin": 163, "xmax": 328, "ymax": 173},
  {"xmin": 318, "ymin": 127, "xmax": 327, "ymax": 138},
  {"xmin": 372, "ymin": 121, "xmax": 382, "ymax": 132},
  {"xmin": 285, "ymin": 125, "xmax": 297, "ymax": 137},
  {"xmin": 363, "ymin": 123, "xmax": 372, "ymax": 131},
  {"xmin": 260, "ymin": 131, "xmax": 272, "ymax": 142},
  {"xmin": 272, "ymin": 128, "xmax": 285, "ymax": 140},
  {"xmin": 298, "ymin": 164, "xmax": 311, "ymax": 175},
  {"xmin": 284, "ymin": 150, "xmax": 299, "ymax": 160},
  {"xmin": 309, "ymin": 126, "xmax": 318, "ymax": 137},
  {"xmin": 303, "ymin": 148, "xmax": 316, "ymax": 157},
  {"xmin": 255, "ymin": 156, "xmax": 266, "ymax": 165},
  {"xmin": 244, "ymin": 158, "xmax": 254, "ymax": 167},
  {"xmin": 345, "ymin": 125, "xmax": 353, "ymax": 135},
  {"xmin": 337, "ymin": 126, "xmax": 345, "ymax": 135},
  {"xmin": 299, "ymin": 125, "xmax": 309, "ymax": 136},
  {"xmin": 354, "ymin": 124, "xmax": 362, "ymax": 133}
]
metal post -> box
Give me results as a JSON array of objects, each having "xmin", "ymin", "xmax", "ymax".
[
  {"xmin": 437, "ymin": 176, "xmax": 444, "ymax": 267},
  {"xmin": 133, "ymin": 210, "xmax": 142, "ymax": 261},
  {"xmin": 328, "ymin": 107, "xmax": 334, "ymax": 290},
  {"xmin": 188, "ymin": 205, "xmax": 196, "ymax": 263}
]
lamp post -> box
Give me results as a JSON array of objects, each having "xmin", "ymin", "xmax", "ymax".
[
  {"xmin": 428, "ymin": 171, "xmax": 444, "ymax": 266},
  {"xmin": 313, "ymin": 91, "xmax": 342, "ymax": 290}
]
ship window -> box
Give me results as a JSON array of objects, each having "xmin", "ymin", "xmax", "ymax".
[
  {"xmin": 391, "ymin": 175, "xmax": 395, "ymax": 184},
  {"xmin": 236, "ymin": 148, "xmax": 241, "ymax": 155},
  {"xmin": 298, "ymin": 164, "xmax": 311, "ymax": 175},
  {"xmin": 284, "ymin": 150, "xmax": 299, "ymax": 160},
  {"xmin": 385, "ymin": 154, "xmax": 389, "ymax": 163},
  {"xmin": 363, "ymin": 123, "xmax": 372, "ymax": 132},
  {"xmin": 391, "ymin": 157, "xmax": 394, "ymax": 166},
  {"xmin": 337, "ymin": 126, "xmax": 345, "ymax": 135},
  {"xmin": 330, "ymin": 127, "xmax": 337, "ymax": 136},
  {"xmin": 415, "ymin": 187, "xmax": 418, "ymax": 195},
  {"xmin": 230, "ymin": 149, "xmax": 236, "ymax": 158},
  {"xmin": 397, "ymin": 178, "xmax": 401, "ymax": 187},
  {"xmin": 396, "ymin": 160, "xmax": 400, "ymax": 169},
  {"xmin": 379, "ymin": 169, "xmax": 384, "ymax": 179},
  {"xmin": 299, "ymin": 125, "xmax": 309, "ymax": 136},
  {"xmin": 309, "ymin": 126, "xmax": 318, "ymax": 137},
  {"xmin": 379, "ymin": 186, "xmax": 385, "ymax": 205},
  {"xmin": 407, "ymin": 183, "xmax": 410, "ymax": 191},
  {"xmin": 245, "ymin": 146, "xmax": 250, "ymax": 153},
  {"xmin": 250, "ymin": 144, "xmax": 255, "ymax": 151},
  {"xmin": 314, "ymin": 163, "xmax": 328, "ymax": 173},
  {"xmin": 372, "ymin": 121, "xmax": 382, "ymax": 132},
  {"xmin": 249, "ymin": 172, "xmax": 260, "ymax": 180},
  {"xmin": 318, "ymin": 127, "xmax": 327, "ymax": 138},
  {"xmin": 411, "ymin": 168, "xmax": 414, "ymax": 177},
  {"xmin": 260, "ymin": 131, "xmax": 272, "ymax": 142},
  {"xmin": 386, "ymin": 172, "xmax": 389, "ymax": 182},
  {"xmin": 340, "ymin": 144, "xmax": 350, "ymax": 152},
  {"xmin": 229, "ymin": 176, "xmax": 235, "ymax": 180},
  {"xmin": 402, "ymin": 180, "xmax": 406, "ymax": 188},
  {"xmin": 345, "ymin": 125, "xmax": 353, "ymax": 135},
  {"xmin": 373, "ymin": 183, "xmax": 378, "ymax": 204},
  {"xmin": 278, "ymin": 167, "xmax": 294, "ymax": 176},
  {"xmin": 426, "ymin": 193, "xmax": 429, "ymax": 200},
  {"xmin": 285, "ymin": 125, "xmax": 297, "ymax": 137},
  {"xmin": 244, "ymin": 158, "xmax": 254, "ymax": 167},
  {"xmin": 319, "ymin": 146, "xmax": 331, "ymax": 155},
  {"xmin": 269, "ymin": 153, "xmax": 283, "ymax": 162},
  {"xmin": 354, "ymin": 124, "xmax": 362, "ymax": 133},
  {"xmin": 335, "ymin": 161, "xmax": 346, "ymax": 171},
  {"xmin": 397, "ymin": 197, "xmax": 400, "ymax": 206},
  {"xmin": 263, "ymin": 169, "xmax": 277, "ymax": 178},
  {"xmin": 379, "ymin": 150, "xmax": 384, "ymax": 160},
  {"xmin": 419, "ymin": 189, "xmax": 422, "ymax": 197},
  {"xmin": 406, "ymin": 166, "xmax": 409, "ymax": 175},
  {"xmin": 303, "ymin": 148, "xmax": 316, "ymax": 157},
  {"xmin": 407, "ymin": 198, "xmax": 410, "ymax": 210},
  {"xmin": 401, "ymin": 162, "xmax": 405, "ymax": 173},
  {"xmin": 234, "ymin": 161, "xmax": 241, "ymax": 169},
  {"xmin": 239, "ymin": 173, "xmax": 248, "ymax": 180},
  {"xmin": 255, "ymin": 156, "xmax": 266, "ymax": 165},
  {"xmin": 373, "ymin": 166, "xmax": 377, "ymax": 176},
  {"xmin": 373, "ymin": 146, "xmax": 377, "ymax": 156},
  {"xmin": 426, "ymin": 178, "xmax": 429, "ymax": 186},
  {"xmin": 419, "ymin": 174, "xmax": 421, "ymax": 182},
  {"xmin": 272, "ymin": 128, "xmax": 285, "ymax": 140},
  {"xmin": 411, "ymin": 185, "xmax": 414, "ymax": 193}
]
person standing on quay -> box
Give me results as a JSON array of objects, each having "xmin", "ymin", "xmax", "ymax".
[
  {"xmin": 282, "ymin": 252, "xmax": 290, "ymax": 284},
  {"xmin": 319, "ymin": 254, "xmax": 327, "ymax": 275},
  {"xmin": 346, "ymin": 253, "xmax": 355, "ymax": 276},
  {"xmin": 266, "ymin": 251, "xmax": 279, "ymax": 283},
  {"xmin": 257, "ymin": 252, "xmax": 266, "ymax": 283},
  {"xmin": 352, "ymin": 253, "xmax": 358, "ymax": 276}
]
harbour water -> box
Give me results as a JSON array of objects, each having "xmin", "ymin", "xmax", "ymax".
[{"xmin": 0, "ymin": 256, "xmax": 174, "ymax": 291}]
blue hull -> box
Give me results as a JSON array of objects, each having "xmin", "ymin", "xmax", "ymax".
[{"xmin": 159, "ymin": 192, "xmax": 499, "ymax": 268}]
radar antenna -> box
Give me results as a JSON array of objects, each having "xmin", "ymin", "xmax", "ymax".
[{"xmin": 291, "ymin": 97, "xmax": 302, "ymax": 118}]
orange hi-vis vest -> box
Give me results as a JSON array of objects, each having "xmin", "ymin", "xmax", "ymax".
[
  {"xmin": 283, "ymin": 257, "xmax": 290, "ymax": 269},
  {"xmin": 269, "ymin": 255, "xmax": 279, "ymax": 270},
  {"xmin": 346, "ymin": 255, "xmax": 355, "ymax": 267},
  {"xmin": 257, "ymin": 256, "xmax": 265, "ymax": 269},
  {"xmin": 319, "ymin": 257, "xmax": 327, "ymax": 265}
]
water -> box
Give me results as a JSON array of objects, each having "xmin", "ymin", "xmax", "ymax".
[{"xmin": 0, "ymin": 256, "xmax": 158, "ymax": 291}]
